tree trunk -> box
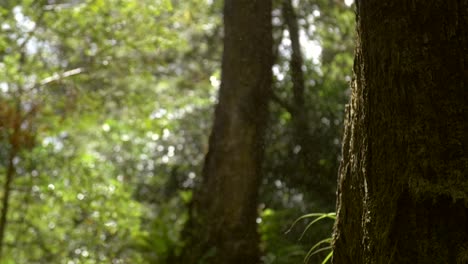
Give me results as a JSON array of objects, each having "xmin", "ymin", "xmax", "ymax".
[
  {"xmin": 0, "ymin": 101, "xmax": 21, "ymax": 261},
  {"xmin": 333, "ymin": 1, "xmax": 468, "ymax": 263},
  {"xmin": 282, "ymin": 0, "xmax": 335, "ymax": 204},
  {"xmin": 0, "ymin": 145, "xmax": 16, "ymax": 261},
  {"xmin": 180, "ymin": 1, "xmax": 272, "ymax": 263}
]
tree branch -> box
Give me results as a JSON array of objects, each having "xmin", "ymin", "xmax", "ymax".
[{"xmin": 39, "ymin": 68, "xmax": 85, "ymax": 86}]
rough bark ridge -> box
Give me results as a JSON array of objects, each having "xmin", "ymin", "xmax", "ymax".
[
  {"xmin": 333, "ymin": 0, "xmax": 468, "ymax": 263},
  {"xmin": 180, "ymin": 1, "xmax": 272, "ymax": 263}
]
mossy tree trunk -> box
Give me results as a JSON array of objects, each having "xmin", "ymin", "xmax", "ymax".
[
  {"xmin": 281, "ymin": 0, "xmax": 336, "ymax": 204},
  {"xmin": 180, "ymin": 1, "xmax": 272, "ymax": 263},
  {"xmin": 333, "ymin": 0, "xmax": 468, "ymax": 263}
]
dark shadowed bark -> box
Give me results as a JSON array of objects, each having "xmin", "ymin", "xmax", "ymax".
[
  {"xmin": 333, "ymin": 0, "xmax": 468, "ymax": 263},
  {"xmin": 180, "ymin": 1, "xmax": 272, "ymax": 263}
]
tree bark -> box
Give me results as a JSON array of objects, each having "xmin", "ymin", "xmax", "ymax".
[
  {"xmin": 180, "ymin": 1, "xmax": 272, "ymax": 263},
  {"xmin": 333, "ymin": 0, "xmax": 468, "ymax": 263}
]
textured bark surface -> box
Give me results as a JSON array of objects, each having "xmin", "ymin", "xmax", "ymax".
[
  {"xmin": 333, "ymin": 0, "xmax": 468, "ymax": 263},
  {"xmin": 180, "ymin": 1, "xmax": 272, "ymax": 263}
]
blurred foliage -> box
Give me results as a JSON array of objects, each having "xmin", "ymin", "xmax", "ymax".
[
  {"xmin": 0, "ymin": 0, "xmax": 354, "ymax": 263},
  {"xmin": 259, "ymin": 0, "xmax": 354, "ymax": 263}
]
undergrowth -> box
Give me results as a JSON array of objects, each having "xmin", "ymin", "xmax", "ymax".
[{"xmin": 287, "ymin": 212, "xmax": 336, "ymax": 264}]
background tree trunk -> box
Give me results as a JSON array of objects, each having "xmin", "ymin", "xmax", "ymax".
[
  {"xmin": 333, "ymin": 0, "xmax": 468, "ymax": 263},
  {"xmin": 282, "ymin": 0, "xmax": 335, "ymax": 204},
  {"xmin": 180, "ymin": 1, "xmax": 272, "ymax": 263},
  {"xmin": 0, "ymin": 100, "xmax": 22, "ymax": 261}
]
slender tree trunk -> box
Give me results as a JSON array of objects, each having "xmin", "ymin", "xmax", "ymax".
[
  {"xmin": 282, "ymin": 0, "xmax": 335, "ymax": 203},
  {"xmin": 282, "ymin": 0, "xmax": 309, "ymax": 168},
  {"xmin": 282, "ymin": 0, "xmax": 306, "ymax": 115},
  {"xmin": 180, "ymin": 1, "xmax": 273, "ymax": 263},
  {"xmin": 0, "ymin": 148, "xmax": 16, "ymax": 261},
  {"xmin": 0, "ymin": 103, "xmax": 20, "ymax": 260},
  {"xmin": 333, "ymin": 1, "xmax": 468, "ymax": 263}
]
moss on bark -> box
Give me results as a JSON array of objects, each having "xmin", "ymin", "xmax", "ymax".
[{"xmin": 333, "ymin": 1, "xmax": 468, "ymax": 263}]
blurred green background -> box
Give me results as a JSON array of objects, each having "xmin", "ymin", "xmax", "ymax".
[{"xmin": 0, "ymin": 0, "xmax": 354, "ymax": 263}]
